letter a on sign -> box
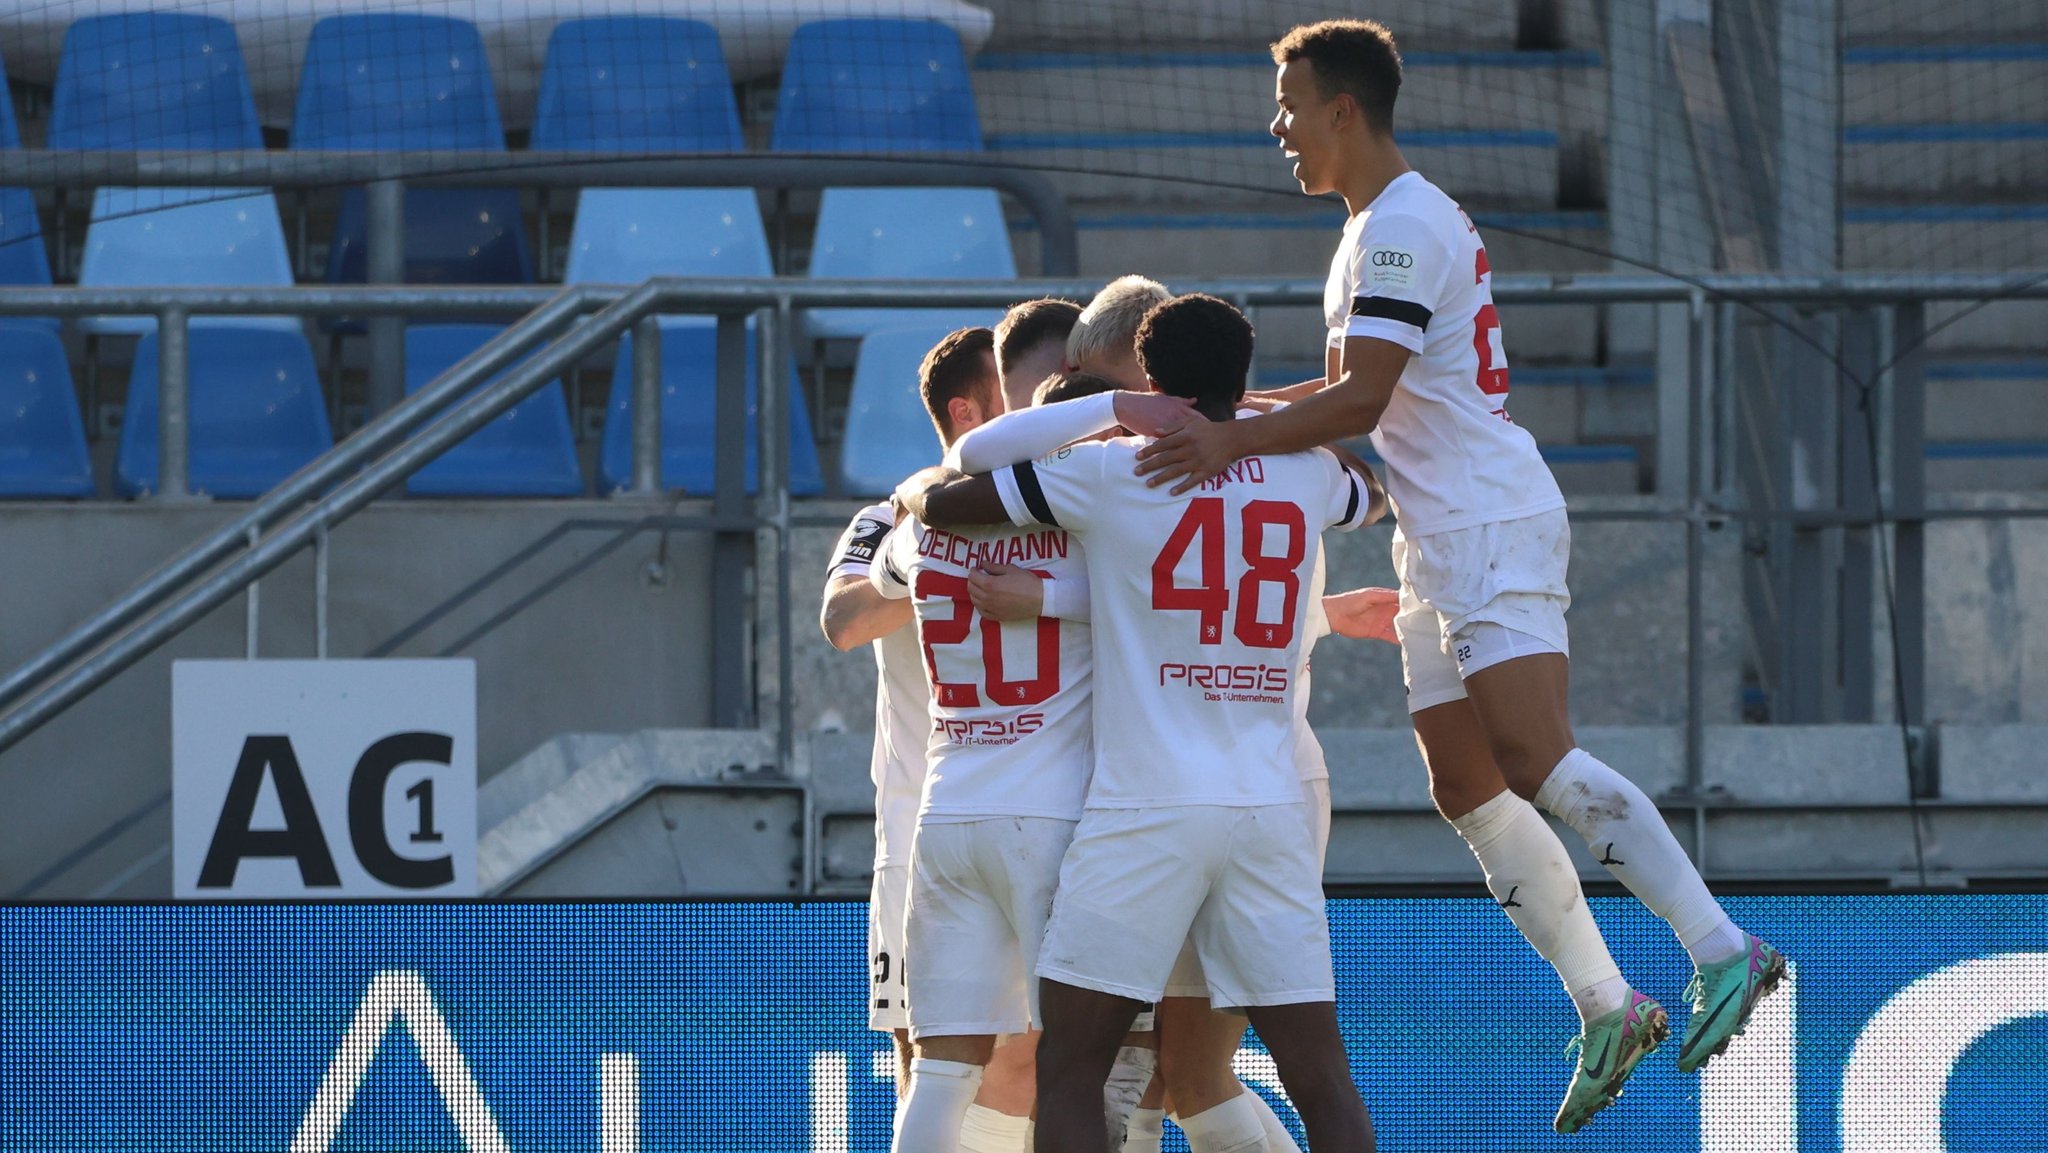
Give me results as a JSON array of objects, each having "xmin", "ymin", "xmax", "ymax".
[
  {"xmin": 290, "ymin": 970, "xmax": 511, "ymax": 1153},
  {"xmin": 196, "ymin": 736, "xmax": 340, "ymax": 889}
]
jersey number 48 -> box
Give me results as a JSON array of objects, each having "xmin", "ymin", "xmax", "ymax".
[{"xmin": 1151, "ymin": 498, "xmax": 1305, "ymax": 650}]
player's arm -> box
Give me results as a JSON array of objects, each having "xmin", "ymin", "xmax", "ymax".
[
  {"xmin": 1133, "ymin": 338, "xmax": 1409, "ymax": 494},
  {"xmin": 820, "ymin": 502, "xmax": 914, "ymax": 650},
  {"xmin": 945, "ymin": 390, "xmax": 1193, "ymax": 472},
  {"xmin": 970, "ymin": 563, "xmax": 1089, "ymax": 623},
  {"xmin": 1322, "ymin": 586, "xmax": 1399, "ymax": 644},
  {"xmin": 1245, "ymin": 376, "xmax": 1328, "ymax": 405},
  {"xmin": 895, "ymin": 466, "xmax": 1011, "ymax": 529},
  {"xmin": 1324, "ymin": 442, "xmax": 1390, "ymax": 525}
]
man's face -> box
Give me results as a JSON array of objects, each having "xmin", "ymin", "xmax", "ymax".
[
  {"xmin": 1073, "ymin": 345, "xmax": 1147, "ymax": 391},
  {"xmin": 1271, "ymin": 58, "xmax": 1340, "ymax": 197},
  {"xmin": 1000, "ymin": 337, "xmax": 1068, "ymax": 412}
]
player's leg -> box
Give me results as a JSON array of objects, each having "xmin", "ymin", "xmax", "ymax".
[
  {"xmin": 1457, "ymin": 648, "xmax": 1780, "ymax": 1071},
  {"xmin": 898, "ymin": 823, "xmax": 1034, "ymax": 1153},
  {"xmin": 1035, "ymin": 808, "xmax": 1221, "ymax": 1152},
  {"xmin": 1396, "ymin": 574, "xmax": 1633, "ymax": 1028},
  {"xmin": 1431, "ymin": 511, "xmax": 1781, "ymax": 1071},
  {"xmin": 1036, "ymin": 980, "xmax": 1147, "ymax": 1153},
  {"xmin": 869, "ymin": 862, "xmax": 915, "ymax": 1093},
  {"xmin": 1154, "ymin": 999, "xmax": 1275, "ymax": 1153},
  {"xmin": 1240, "ymin": 1001, "xmax": 1373, "ymax": 1153},
  {"xmin": 1193, "ymin": 804, "xmax": 1370, "ymax": 1152},
  {"xmin": 963, "ymin": 1034, "xmax": 1036, "ymax": 1153}
]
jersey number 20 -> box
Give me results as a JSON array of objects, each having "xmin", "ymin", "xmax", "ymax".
[
  {"xmin": 1151, "ymin": 498, "xmax": 1305, "ymax": 649},
  {"xmin": 914, "ymin": 570, "xmax": 1060, "ymax": 707}
]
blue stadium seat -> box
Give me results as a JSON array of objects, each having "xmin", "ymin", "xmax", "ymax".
[
  {"xmin": 49, "ymin": 14, "xmax": 292, "ymax": 335},
  {"xmin": 294, "ymin": 14, "xmax": 532, "ymax": 287},
  {"xmin": 534, "ymin": 18, "xmax": 774, "ymax": 283},
  {"xmin": 402, "ymin": 324, "xmax": 582, "ymax": 497},
  {"xmin": 599, "ymin": 319, "xmax": 824, "ymax": 496},
  {"xmin": 772, "ymin": 19, "xmax": 1016, "ymax": 341},
  {"xmin": 0, "ymin": 327, "xmax": 93, "ymax": 498},
  {"xmin": 839, "ymin": 324, "xmax": 961, "ymax": 495},
  {"xmin": 117, "ymin": 325, "xmax": 333, "ymax": 498},
  {"xmin": 532, "ymin": 18, "xmax": 744, "ymax": 152},
  {"xmin": 770, "ymin": 19, "xmax": 983, "ymax": 152},
  {"xmin": 0, "ymin": 47, "xmax": 50, "ymax": 297}
]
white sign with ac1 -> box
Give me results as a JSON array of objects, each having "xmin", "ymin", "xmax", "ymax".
[{"xmin": 173, "ymin": 660, "xmax": 478, "ymax": 898}]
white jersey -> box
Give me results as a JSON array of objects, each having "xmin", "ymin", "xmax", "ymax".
[
  {"xmin": 993, "ymin": 437, "xmax": 1370, "ymax": 808},
  {"xmin": 873, "ymin": 519, "xmax": 1093, "ymax": 823},
  {"xmin": 1325, "ymin": 171, "xmax": 1564, "ymax": 536},
  {"xmin": 827, "ymin": 505, "xmax": 930, "ymax": 870}
]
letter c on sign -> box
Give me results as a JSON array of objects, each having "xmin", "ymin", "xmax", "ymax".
[
  {"xmin": 348, "ymin": 731, "xmax": 456, "ymax": 889},
  {"xmin": 1840, "ymin": 951, "xmax": 2048, "ymax": 1153}
]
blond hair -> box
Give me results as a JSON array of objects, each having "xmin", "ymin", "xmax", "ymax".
[{"xmin": 1065, "ymin": 275, "xmax": 1171, "ymax": 369}]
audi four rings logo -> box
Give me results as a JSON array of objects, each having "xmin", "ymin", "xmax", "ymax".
[{"xmin": 1372, "ymin": 251, "xmax": 1414, "ymax": 268}]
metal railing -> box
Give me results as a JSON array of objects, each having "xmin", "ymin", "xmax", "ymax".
[
  {"xmin": 1, "ymin": 271, "xmax": 2046, "ymax": 875},
  {"xmin": 0, "ymin": 150, "xmax": 1081, "ymax": 414}
]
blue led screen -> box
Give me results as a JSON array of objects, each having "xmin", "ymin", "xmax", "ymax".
[{"xmin": 3, "ymin": 895, "xmax": 2044, "ymax": 1152}]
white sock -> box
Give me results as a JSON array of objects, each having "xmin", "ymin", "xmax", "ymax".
[
  {"xmin": 891, "ymin": 1057, "xmax": 983, "ymax": 1153},
  {"xmin": 1177, "ymin": 1091, "xmax": 1268, "ymax": 1153},
  {"xmin": 1241, "ymin": 1089, "xmax": 1302, "ymax": 1153},
  {"xmin": 959, "ymin": 1103, "xmax": 1030, "ymax": 1153},
  {"xmin": 1535, "ymin": 748, "xmax": 1747, "ymax": 968},
  {"xmin": 1450, "ymin": 790, "xmax": 1630, "ymax": 1022},
  {"xmin": 1122, "ymin": 1108, "xmax": 1166, "ymax": 1153},
  {"xmin": 1103, "ymin": 1045, "xmax": 1158, "ymax": 1146}
]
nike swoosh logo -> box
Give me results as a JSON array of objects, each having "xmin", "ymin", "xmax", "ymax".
[{"xmin": 1582, "ymin": 1043, "xmax": 1612, "ymax": 1080}]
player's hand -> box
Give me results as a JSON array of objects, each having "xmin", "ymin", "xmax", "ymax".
[
  {"xmin": 1133, "ymin": 417, "xmax": 1244, "ymax": 494},
  {"xmin": 967, "ymin": 562, "xmax": 1044, "ymax": 621},
  {"xmin": 1111, "ymin": 391, "xmax": 1197, "ymax": 438},
  {"xmin": 1323, "ymin": 586, "xmax": 1400, "ymax": 644}
]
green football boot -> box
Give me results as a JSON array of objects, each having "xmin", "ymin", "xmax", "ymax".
[
  {"xmin": 1676, "ymin": 934, "xmax": 1788, "ymax": 1073},
  {"xmin": 1555, "ymin": 990, "xmax": 1669, "ymax": 1135}
]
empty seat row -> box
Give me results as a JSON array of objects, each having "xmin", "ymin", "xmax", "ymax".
[
  {"xmin": 0, "ymin": 320, "xmax": 832, "ymax": 499},
  {"xmin": 5, "ymin": 13, "xmax": 1011, "ymax": 339}
]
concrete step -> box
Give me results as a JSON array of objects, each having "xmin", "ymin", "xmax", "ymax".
[
  {"xmin": 979, "ymin": 0, "xmax": 1523, "ymax": 53},
  {"xmin": 1843, "ymin": 124, "xmax": 2048, "ymax": 198},
  {"xmin": 984, "ymin": 129, "xmax": 1561, "ymax": 208},
  {"xmin": 1844, "ymin": 204, "xmax": 2048, "ymax": 271},
  {"xmin": 1927, "ymin": 442, "xmax": 2048, "ymax": 491},
  {"xmin": 1925, "ymin": 360, "xmax": 2048, "ymax": 441},
  {"xmin": 1842, "ymin": 0, "xmax": 2048, "ymax": 42},
  {"xmin": 973, "ymin": 49, "xmax": 1606, "ymax": 140},
  {"xmin": 1843, "ymin": 43, "xmax": 2048, "ymax": 126}
]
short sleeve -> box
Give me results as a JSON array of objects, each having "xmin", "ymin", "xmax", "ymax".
[
  {"xmin": 1343, "ymin": 212, "xmax": 1454, "ymax": 355},
  {"xmin": 992, "ymin": 441, "xmax": 1109, "ymax": 531},
  {"xmin": 826, "ymin": 502, "xmax": 895, "ymax": 582},
  {"xmin": 868, "ymin": 523, "xmax": 918, "ymax": 599},
  {"xmin": 1317, "ymin": 449, "xmax": 1372, "ymax": 533}
]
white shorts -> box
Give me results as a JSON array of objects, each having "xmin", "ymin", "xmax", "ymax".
[
  {"xmin": 905, "ymin": 816, "xmax": 1076, "ymax": 1040},
  {"xmin": 1165, "ymin": 777, "xmax": 1331, "ymax": 1000},
  {"xmin": 1038, "ymin": 804, "xmax": 1333, "ymax": 1010},
  {"xmin": 869, "ymin": 862, "xmax": 911, "ymax": 1032},
  {"xmin": 1393, "ymin": 508, "xmax": 1573, "ymax": 713}
]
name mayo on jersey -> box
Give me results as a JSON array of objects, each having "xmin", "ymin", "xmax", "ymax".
[
  {"xmin": 916, "ymin": 525, "xmax": 1071, "ymax": 569},
  {"xmin": 1196, "ymin": 458, "xmax": 1268, "ymax": 491}
]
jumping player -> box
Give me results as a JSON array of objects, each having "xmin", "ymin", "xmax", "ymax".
[{"xmin": 1131, "ymin": 20, "xmax": 1787, "ymax": 1133}]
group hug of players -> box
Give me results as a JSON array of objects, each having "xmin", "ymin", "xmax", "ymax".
[{"xmin": 819, "ymin": 20, "xmax": 1787, "ymax": 1152}]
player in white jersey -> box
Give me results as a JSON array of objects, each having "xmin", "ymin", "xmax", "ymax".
[
  {"xmin": 900, "ymin": 295, "xmax": 1380, "ymax": 1153},
  {"xmin": 821, "ymin": 327, "xmax": 1008, "ymax": 1092},
  {"xmin": 1131, "ymin": 20, "xmax": 1786, "ymax": 1134},
  {"xmin": 955, "ymin": 300, "xmax": 1388, "ymax": 1153},
  {"xmin": 868, "ymin": 431, "xmax": 1094, "ymax": 1153}
]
